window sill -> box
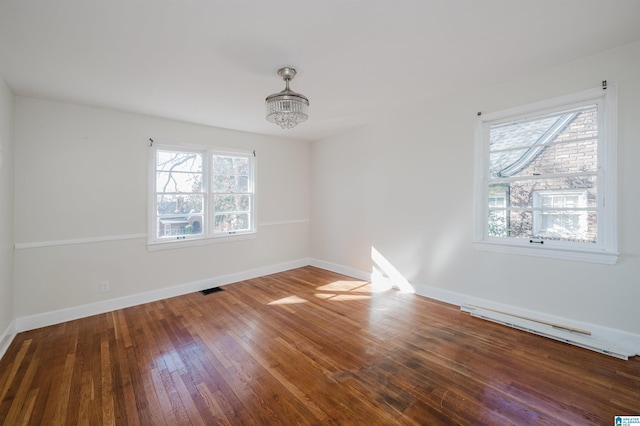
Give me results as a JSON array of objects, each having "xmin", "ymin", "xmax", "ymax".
[
  {"xmin": 148, "ymin": 232, "xmax": 257, "ymax": 251},
  {"xmin": 473, "ymin": 240, "xmax": 619, "ymax": 265}
]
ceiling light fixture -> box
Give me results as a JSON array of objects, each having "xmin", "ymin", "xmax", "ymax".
[{"xmin": 265, "ymin": 67, "xmax": 309, "ymax": 129}]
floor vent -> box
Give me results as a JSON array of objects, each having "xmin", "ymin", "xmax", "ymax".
[{"xmin": 200, "ymin": 287, "xmax": 224, "ymax": 295}]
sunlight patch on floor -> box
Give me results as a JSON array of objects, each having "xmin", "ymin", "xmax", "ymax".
[
  {"xmin": 370, "ymin": 272, "xmax": 393, "ymax": 293},
  {"xmin": 266, "ymin": 253, "xmax": 416, "ymax": 306},
  {"xmin": 316, "ymin": 280, "xmax": 370, "ymax": 293},
  {"xmin": 267, "ymin": 295, "xmax": 308, "ymax": 305},
  {"xmin": 313, "ymin": 293, "xmax": 335, "ymax": 300},
  {"xmin": 314, "ymin": 293, "xmax": 371, "ymax": 301}
]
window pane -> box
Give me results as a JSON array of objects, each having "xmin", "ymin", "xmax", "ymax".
[
  {"xmin": 214, "ymin": 213, "xmax": 250, "ymax": 232},
  {"xmin": 489, "ymin": 148, "xmax": 528, "ymax": 178},
  {"xmin": 490, "ymin": 210, "xmax": 593, "ymax": 241},
  {"xmin": 488, "ymin": 210, "xmax": 545, "ymax": 238},
  {"xmin": 554, "ymin": 107, "xmax": 598, "ymax": 142},
  {"xmin": 212, "ymin": 175, "xmax": 249, "ymax": 193},
  {"xmin": 489, "ymin": 106, "xmax": 596, "ymax": 152},
  {"xmin": 214, "ymin": 195, "xmax": 250, "ymax": 213},
  {"xmin": 501, "ymin": 177, "xmax": 596, "ymax": 209},
  {"xmin": 489, "ymin": 106, "xmax": 598, "ymax": 179},
  {"xmin": 507, "ymin": 211, "xmax": 534, "ymax": 239},
  {"xmin": 488, "ymin": 210, "xmax": 508, "ymax": 237},
  {"xmin": 489, "ymin": 138, "xmax": 597, "ymax": 178},
  {"xmin": 488, "ymin": 184, "xmax": 508, "ymax": 206},
  {"xmin": 156, "ymin": 171, "xmax": 203, "ymax": 193},
  {"xmin": 213, "ymin": 156, "xmax": 249, "ymax": 174},
  {"xmin": 490, "ymin": 115, "xmax": 560, "ymax": 151},
  {"xmin": 156, "ymin": 194, "xmax": 204, "ymax": 238},
  {"xmin": 534, "ymin": 210, "xmax": 593, "ymax": 242},
  {"xmin": 157, "ymin": 216, "xmax": 204, "ymax": 238},
  {"xmin": 157, "ymin": 194, "xmax": 203, "ymax": 215},
  {"xmin": 488, "ymin": 209, "xmax": 596, "ymax": 243},
  {"xmin": 157, "ymin": 151, "xmax": 202, "ymax": 173}
]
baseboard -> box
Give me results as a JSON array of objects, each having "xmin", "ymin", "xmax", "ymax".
[
  {"xmin": 0, "ymin": 319, "xmax": 16, "ymax": 361},
  {"xmin": 309, "ymin": 258, "xmax": 372, "ymax": 282},
  {"xmin": 14, "ymin": 258, "xmax": 311, "ymax": 333},
  {"xmin": 309, "ymin": 258, "xmax": 640, "ymax": 358}
]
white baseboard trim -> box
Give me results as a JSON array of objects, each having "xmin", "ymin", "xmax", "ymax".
[
  {"xmin": 309, "ymin": 258, "xmax": 372, "ymax": 282},
  {"xmin": 0, "ymin": 320, "xmax": 16, "ymax": 362},
  {"xmin": 309, "ymin": 258, "xmax": 640, "ymax": 358},
  {"xmin": 15, "ymin": 258, "xmax": 311, "ymax": 333}
]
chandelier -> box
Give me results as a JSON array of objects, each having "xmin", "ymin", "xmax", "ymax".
[{"xmin": 265, "ymin": 67, "xmax": 309, "ymax": 129}]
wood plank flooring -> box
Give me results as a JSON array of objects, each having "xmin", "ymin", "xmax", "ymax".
[{"xmin": 1, "ymin": 266, "xmax": 639, "ymax": 425}]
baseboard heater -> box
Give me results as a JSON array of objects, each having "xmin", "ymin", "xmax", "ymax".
[{"xmin": 461, "ymin": 305, "xmax": 633, "ymax": 360}]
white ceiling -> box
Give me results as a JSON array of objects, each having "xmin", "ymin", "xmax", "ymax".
[{"xmin": 1, "ymin": 1, "xmax": 639, "ymax": 141}]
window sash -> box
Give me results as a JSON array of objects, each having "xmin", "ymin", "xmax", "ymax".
[{"xmin": 210, "ymin": 153, "xmax": 254, "ymax": 235}]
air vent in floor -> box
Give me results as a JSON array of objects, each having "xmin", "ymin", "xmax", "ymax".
[{"xmin": 200, "ymin": 287, "xmax": 224, "ymax": 295}]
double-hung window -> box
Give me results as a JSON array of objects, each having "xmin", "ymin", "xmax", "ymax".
[
  {"xmin": 474, "ymin": 84, "xmax": 618, "ymax": 264},
  {"xmin": 149, "ymin": 144, "xmax": 255, "ymax": 249}
]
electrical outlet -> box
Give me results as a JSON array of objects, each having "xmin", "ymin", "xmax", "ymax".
[{"xmin": 100, "ymin": 281, "xmax": 110, "ymax": 292}]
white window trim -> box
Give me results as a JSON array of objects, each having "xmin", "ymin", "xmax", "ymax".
[
  {"xmin": 473, "ymin": 85, "xmax": 618, "ymax": 265},
  {"xmin": 148, "ymin": 142, "xmax": 257, "ymax": 251}
]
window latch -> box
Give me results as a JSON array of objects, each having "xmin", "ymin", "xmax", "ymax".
[{"xmin": 529, "ymin": 239, "xmax": 544, "ymax": 245}]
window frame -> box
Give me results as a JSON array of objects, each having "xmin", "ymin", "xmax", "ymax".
[
  {"xmin": 148, "ymin": 142, "xmax": 256, "ymax": 250},
  {"xmin": 473, "ymin": 85, "xmax": 618, "ymax": 264}
]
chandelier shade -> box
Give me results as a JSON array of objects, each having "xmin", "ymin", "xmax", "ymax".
[{"xmin": 265, "ymin": 67, "xmax": 309, "ymax": 129}]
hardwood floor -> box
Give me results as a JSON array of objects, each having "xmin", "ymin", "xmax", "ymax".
[{"xmin": 1, "ymin": 266, "xmax": 639, "ymax": 425}]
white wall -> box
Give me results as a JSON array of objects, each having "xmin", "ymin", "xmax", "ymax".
[
  {"xmin": 14, "ymin": 98, "xmax": 310, "ymax": 320},
  {"xmin": 7, "ymin": 41, "xmax": 640, "ymax": 356},
  {"xmin": 0, "ymin": 74, "xmax": 14, "ymax": 352},
  {"xmin": 311, "ymin": 41, "xmax": 640, "ymax": 348}
]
